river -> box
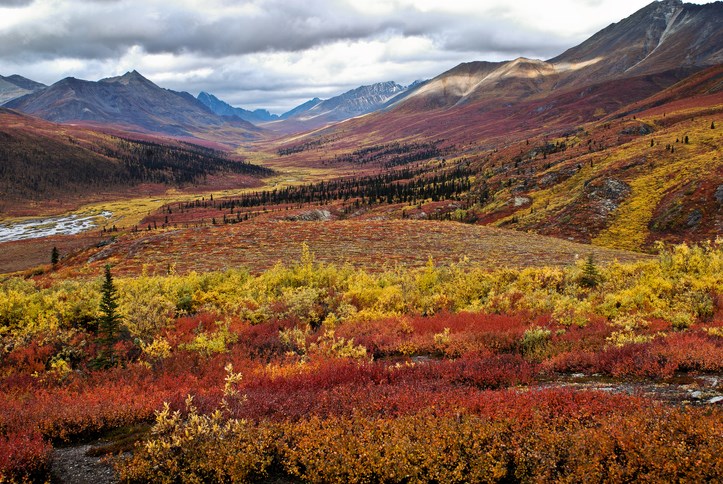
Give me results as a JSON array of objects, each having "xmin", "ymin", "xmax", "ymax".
[{"xmin": 0, "ymin": 211, "xmax": 112, "ymax": 243}]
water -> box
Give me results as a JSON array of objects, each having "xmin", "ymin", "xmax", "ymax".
[{"xmin": 0, "ymin": 211, "xmax": 112, "ymax": 243}]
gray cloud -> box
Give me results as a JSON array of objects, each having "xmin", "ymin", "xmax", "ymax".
[
  {"xmin": 0, "ymin": 0, "xmax": 33, "ymax": 6},
  {"xmin": 2, "ymin": 0, "xmax": 713, "ymax": 113},
  {"xmin": 0, "ymin": 0, "xmax": 568, "ymax": 61}
]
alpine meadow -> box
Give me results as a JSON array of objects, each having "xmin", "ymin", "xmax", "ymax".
[{"xmin": 0, "ymin": 0, "xmax": 722, "ymax": 482}]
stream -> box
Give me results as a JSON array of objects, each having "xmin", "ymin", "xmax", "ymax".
[{"xmin": 0, "ymin": 211, "xmax": 112, "ymax": 243}]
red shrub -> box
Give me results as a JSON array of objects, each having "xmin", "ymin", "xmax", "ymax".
[{"xmin": 0, "ymin": 430, "xmax": 51, "ymax": 483}]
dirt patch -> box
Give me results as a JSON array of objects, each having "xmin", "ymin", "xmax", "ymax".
[
  {"xmin": 51, "ymin": 444, "xmax": 117, "ymax": 484},
  {"xmin": 536, "ymin": 373, "xmax": 723, "ymax": 406}
]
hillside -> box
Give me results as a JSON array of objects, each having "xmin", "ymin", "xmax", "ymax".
[
  {"xmin": 549, "ymin": 0, "xmax": 723, "ymax": 83},
  {"xmin": 205, "ymin": 66, "xmax": 722, "ymax": 252},
  {"xmin": 0, "ymin": 108, "xmax": 272, "ymax": 215}
]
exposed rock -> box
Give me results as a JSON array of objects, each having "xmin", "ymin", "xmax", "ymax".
[
  {"xmin": 585, "ymin": 178, "xmax": 631, "ymax": 216},
  {"xmin": 284, "ymin": 209, "xmax": 332, "ymax": 222},
  {"xmin": 513, "ymin": 196, "xmax": 531, "ymax": 207},
  {"xmin": 686, "ymin": 209, "xmax": 702, "ymax": 228},
  {"xmin": 620, "ymin": 123, "xmax": 653, "ymax": 135},
  {"xmin": 51, "ymin": 444, "xmax": 117, "ymax": 484},
  {"xmin": 709, "ymin": 396, "xmax": 723, "ymax": 404},
  {"xmin": 538, "ymin": 166, "xmax": 578, "ymax": 189},
  {"xmin": 715, "ymin": 184, "xmax": 723, "ymax": 205}
]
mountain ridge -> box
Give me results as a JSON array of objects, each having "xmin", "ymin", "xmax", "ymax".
[
  {"xmin": 3, "ymin": 71, "xmax": 261, "ymax": 139},
  {"xmin": 0, "ymin": 74, "xmax": 46, "ymax": 105},
  {"xmin": 197, "ymin": 91, "xmax": 279, "ymax": 124}
]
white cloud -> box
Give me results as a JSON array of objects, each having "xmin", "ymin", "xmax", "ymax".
[{"xmin": 0, "ymin": 0, "xmax": 718, "ymax": 113}]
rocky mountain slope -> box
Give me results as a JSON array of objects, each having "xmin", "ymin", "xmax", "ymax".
[
  {"xmin": 4, "ymin": 71, "xmax": 260, "ymax": 138},
  {"xmin": 0, "ymin": 74, "xmax": 46, "ymax": 105},
  {"xmin": 393, "ymin": 0, "xmax": 721, "ymax": 112},
  {"xmin": 266, "ymin": 81, "xmax": 410, "ymax": 132},
  {"xmin": 197, "ymin": 91, "xmax": 279, "ymax": 124}
]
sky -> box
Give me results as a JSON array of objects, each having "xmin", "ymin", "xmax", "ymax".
[{"xmin": 0, "ymin": 0, "xmax": 716, "ymax": 113}]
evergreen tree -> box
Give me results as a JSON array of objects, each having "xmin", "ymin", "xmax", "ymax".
[
  {"xmin": 51, "ymin": 246, "xmax": 59, "ymax": 266},
  {"xmin": 96, "ymin": 264, "xmax": 121, "ymax": 368},
  {"xmin": 579, "ymin": 254, "xmax": 601, "ymax": 288}
]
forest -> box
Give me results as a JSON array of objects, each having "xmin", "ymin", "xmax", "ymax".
[{"xmin": 0, "ymin": 132, "xmax": 272, "ymax": 201}]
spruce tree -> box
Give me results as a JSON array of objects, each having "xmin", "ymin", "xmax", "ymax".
[
  {"xmin": 51, "ymin": 246, "xmax": 59, "ymax": 266},
  {"xmin": 579, "ymin": 254, "xmax": 601, "ymax": 288},
  {"xmin": 96, "ymin": 264, "xmax": 121, "ymax": 368}
]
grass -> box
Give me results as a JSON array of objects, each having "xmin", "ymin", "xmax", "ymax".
[{"xmin": 43, "ymin": 219, "xmax": 648, "ymax": 278}]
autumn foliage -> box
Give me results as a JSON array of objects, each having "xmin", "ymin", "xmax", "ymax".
[{"xmin": 0, "ymin": 242, "xmax": 721, "ymax": 482}]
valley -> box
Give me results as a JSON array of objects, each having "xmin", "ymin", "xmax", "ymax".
[{"xmin": 0, "ymin": 0, "xmax": 722, "ymax": 482}]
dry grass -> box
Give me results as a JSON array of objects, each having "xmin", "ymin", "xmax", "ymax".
[{"xmin": 51, "ymin": 219, "xmax": 648, "ymax": 278}]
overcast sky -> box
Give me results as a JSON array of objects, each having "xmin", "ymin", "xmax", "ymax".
[{"xmin": 0, "ymin": 0, "xmax": 716, "ymax": 113}]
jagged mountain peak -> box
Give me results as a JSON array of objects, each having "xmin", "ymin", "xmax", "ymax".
[
  {"xmin": 100, "ymin": 70, "xmax": 154, "ymax": 86},
  {"xmin": 549, "ymin": 0, "xmax": 722, "ymax": 79},
  {"xmin": 0, "ymin": 74, "xmax": 47, "ymax": 105},
  {"xmin": 4, "ymin": 70, "xmax": 260, "ymax": 138},
  {"xmin": 286, "ymin": 81, "xmax": 407, "ymax": 122},
  {"xmin": 196, "ymin": 91, "xmax": 279, "ymax": 124}
]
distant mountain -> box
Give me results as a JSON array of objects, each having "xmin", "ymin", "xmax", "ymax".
[
  {"xmin": 197, "ymin": 91, "xmax": 279, "ymax": 124},
  {"xmin": 279, "ymin": 98, "xmax": 323, "ymax": 120},
  {"xmin": 4, "ymin": 71, "xmax": 260, "ymax": 138},
  {"xmin": 267, "ymin": 82, "xmax": 411, "ymax": 132},
  {"xmin": 0, "ymin": 74, "xmax": 46, "ymax": 105},
  {"xmin": 289, "ymin": 81, "xmax": 407, "ymax": 122}
]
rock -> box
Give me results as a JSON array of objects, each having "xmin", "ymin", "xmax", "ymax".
[
  {"xmin": 686, "ymin": 209, "xmax": 702, "ymax": 228},
  {"xmin": 715, "ymin": 184, "xmax": 723, "ymax": 205},
  {"xmin": 285, "ymin": 209, "xmax": 331, "ymax": 221},
  {"xmin": 708, "ymin": 396, "xmax": 723, "ymax": 404},
  {"xmin": 585, "ymin": 178, "xmax": 631, "ymax": 216},
  {"xmin": 51, "ymin": 444, "xmax": 117, "ymax": 484},
  {"xmin": 691, "ymin": 390, "xmax": 703, "ymax": 399},
  {"xmin": 513, "ymin": 196, "xmax": 530, "ymax": 207},
  {"xmin": 620, "ymin": 123, "xmax": 653, "ymax": 135}
]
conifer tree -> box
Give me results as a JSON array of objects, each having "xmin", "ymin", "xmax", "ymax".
[
  {"xmin": 579, "ymin": 254, "xmax": 601, "ymax": 288},
  {"xmin": 51, "ymin": 246, "xmax": 59, "ymax": 266},
  {"xmin": 96, "ymin": 264, "xmax": 121, "ymax": 368}
]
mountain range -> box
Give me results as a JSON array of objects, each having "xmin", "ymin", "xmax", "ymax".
[
  {"xmin": 388, "ymin": 0, "xmax": 721, "ymax": 113},
  {"xmin": 198, "ymin": 81, "xmax": 417, "ymax": 131},
  {"xmin": 3, "ymin": 70, "xmax": 260, "ymax": 138},
  {"xmin": 3, "ymin": 1, "xmax": 719, "ymax": 140},
  {"xmin": 197, "ymin": 91, "xmax": 280, "ymax": 124}
]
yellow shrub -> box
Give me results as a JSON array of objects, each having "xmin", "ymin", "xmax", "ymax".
[
  {"xmin": 141, "ymin": 337, "xmax": 172, "ymax": 361},
  {"xmin": 181, "ymin": 321, "xmax": 237, "ymax": 356}
]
